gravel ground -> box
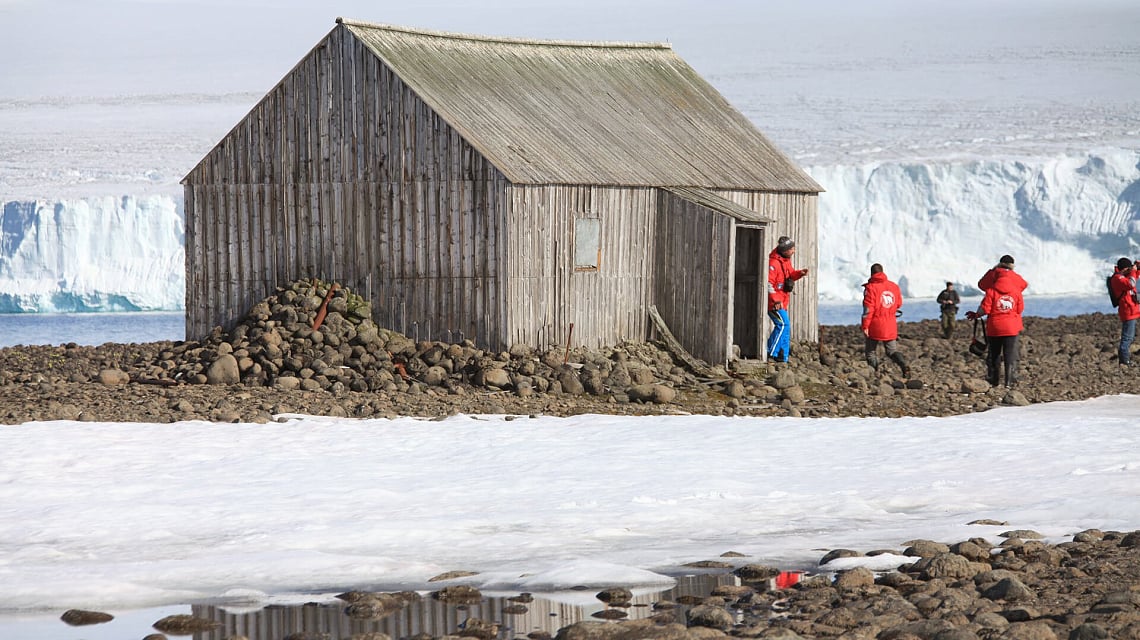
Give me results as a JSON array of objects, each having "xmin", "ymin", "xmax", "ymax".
[{"xmin": 0, "ymin": 311, "xmax": 1135, "ymax": 425}]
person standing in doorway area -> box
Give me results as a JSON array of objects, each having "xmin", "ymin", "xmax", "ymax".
[
  {"xmin": 1108, "ymin": 257, "xmax": 1140, "ymax": 366},
  {"xmin": 860, "ymin": 263, "xmax": 909, "ymax": 376},
  {"xmin": 967, "ymin": 255, "xmax": 1028, "ymax": 387},
  {"xmin": 936, "ymin": 281, "xmax": 960, "ymax": 339},
  {"xmin": 766, "ymin": 236, "xmax": 808, "ymax": 363}
]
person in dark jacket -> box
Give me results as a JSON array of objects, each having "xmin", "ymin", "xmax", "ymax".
[
  {"xmin": 967, "ymin": 255, "xmax": 1028, "ymax": 387},
  {"xmin": 766, "ymin": 236, "xmax": 808, "ymax": 363},
  {"xmin": 861, "ymin": 263, "xmax": 909, "ymax": 376},
  {"xmin": 936, "ymin": 281, "xmax": 960, "ymax": 339},
  {"xmin": 1108, "ymin": 257, "xmax": 1140, "ymax": 366}
]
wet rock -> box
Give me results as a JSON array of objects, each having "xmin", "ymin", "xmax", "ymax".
[
  {"xmin": 596, "ymin": 587, "xmax": 633, "ymax": 605},
  {"xmin": 457, "ymin": 618, "xmax": 500, "ymax": 640},
  {"xmin": 686, "ymin": 604, "xmax": 733, "ymax": 629},
  {"xmin": 428, "ymin": 570, "xmax": 480, "ymax": 582},
  {"xmin": 819, "ymin": 549, "xmax": 861, "ymax": 565},
  {"xmin": 733, "ymin": 564, "xmax": 780, "ymax": 581},
  {"xmin": 60, "ymin": 609, "xmax": 113, "ymax": 626},
  {"xmin": 344, "ymin": 593, "xmax": 409, "ymax": 620},
  {"xmin": 432, "ymin": 585, "xmax": 483, "ymax": 604},
  {"xmin": 152, "ymin": 614, "xmax": 222, "ymax": 634}
]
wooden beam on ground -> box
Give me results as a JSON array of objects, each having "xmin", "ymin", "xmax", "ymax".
[{"xmin": 648, "ymin": 304, "xmax": 719, "ymax": 378}]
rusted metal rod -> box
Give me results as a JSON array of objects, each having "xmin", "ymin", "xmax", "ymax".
[
  {"xmin": 311, "ymin": 283, "xmax": 340, "ymax": 331},
  {"xmin": 563, "ymin": 322, "xmax": 575, "ymax": 364}
]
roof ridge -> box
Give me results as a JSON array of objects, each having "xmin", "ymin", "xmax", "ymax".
[{"xmin": 336, "ymin": 17, "xmax": 672, "ymax": 50}]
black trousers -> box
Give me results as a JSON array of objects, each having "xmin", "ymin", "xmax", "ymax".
[{"xmin": 986, "ymin": 334, "xmax": 1020, "ymax": 386}]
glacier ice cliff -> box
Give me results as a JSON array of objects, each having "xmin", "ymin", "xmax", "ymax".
[
  {"xmin": 811, "ymin": 148, "xmax": 1140, "ymax": 301},
  {"xmin": 0, "ymin": 149, "xmax": 1137, "ymax": 312},
  {"xmin": 0, "ymin": 196, "xmax": 184, "ymax": 313}
]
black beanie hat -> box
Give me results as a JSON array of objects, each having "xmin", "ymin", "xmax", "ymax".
[
  {"xmin": 1118, "ymin": 257, "xmax": 1133, "ymax": 271},
  {"xmin": 999, "ymin": 255, "xmax": 1015, "ymax": 267}
]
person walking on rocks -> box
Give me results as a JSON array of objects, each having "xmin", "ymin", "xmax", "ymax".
[
  {"xmin": 936, "ymin": 281, "xmax": 960, "ymax": 339},
  {"xmin": 860, "ymin": 263, "xmax": 909, "ymax": 376},
  {"xmin": 1108, "ymin": 257, "xmax": 1140, "ymax": 366},
  {"xmin": 967, "ymin": 255, "xmax": 1028, "ymax": 387},
  {"xmin": 766, "ymin": 236, "xmax": 809, "ymax": 363}
]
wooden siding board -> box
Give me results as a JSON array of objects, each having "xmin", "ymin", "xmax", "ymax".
[
  {"xmin": 504, "ymin": 184, "xmax": 653, "ymax": 351},
  {"xmin": 653, "ymin": 189, "xmax": 735, "ymax": 365}
]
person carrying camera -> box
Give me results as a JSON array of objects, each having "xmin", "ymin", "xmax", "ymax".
[
  {"xmin": 861, "ymin": 263, "xmax": 909, "ymax": 376},
  {"xmin": 966, "ymin": 255, "xmax": 1028, "ymax": 388},
  {"xmin": 1108, "ymin": 257, "xmax": 1140, "ymax": 366},
  {"xmin": 766, "ymin": 236, "xmax": 809, "ymax": 363},
  {"xmin": 936, "ymin": 281, "xmax": 960, "ymax": 339}
]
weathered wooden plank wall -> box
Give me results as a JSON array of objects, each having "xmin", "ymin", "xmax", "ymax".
[
  {"xmin": 184, "ymin": 26, "xmax": 509, "ymax": 347},
  {"xmin": 506, "ymin": 185, "xmax": 656, "ymax": 350},
  {"xmin": 718, "ymin": 191, "xmax": 819, "ymax": 343},
  {"xmin": 653, "ymin": 190, "xmax": 735, "ymax": 366},
  {"xmin": 182, "ymin": 22, "xmax": 821, "ymax": 354}
]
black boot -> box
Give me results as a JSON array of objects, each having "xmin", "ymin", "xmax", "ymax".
[{"xmin": 890, "ymin": 352, "xmax": 910, "ymax": 377}]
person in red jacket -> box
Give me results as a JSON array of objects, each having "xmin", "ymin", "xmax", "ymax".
[
  {"xmin": 1108, "ymin": 257, "xmax": 1140, "ymax": 366},
  {"xmin": 766, "ymin": 236, "xmax": 809, "ymax": 363},
  {"xmin": 860, "ymin": 263, "xmax": 909, "ymax": 376},
  {"xmin": 967, "ymin": 254, "xmax": 1028, "ymax": 387}
]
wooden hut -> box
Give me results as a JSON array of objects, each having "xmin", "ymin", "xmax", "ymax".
[{"xmin": 182, "ymin": 18, "xmax": 822, "ymax": 366}]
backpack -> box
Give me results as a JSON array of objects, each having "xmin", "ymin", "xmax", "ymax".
[{"xmin": 1108, "ymin": 274, "xmax": 1121, "ymax": 308}]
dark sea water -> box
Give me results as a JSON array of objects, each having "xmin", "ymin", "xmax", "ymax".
[
  {"xmin": 0, "ymin": 311, "xmax": 184, "ymax": 348},
  {"xmin": 0, "ymin": 295, "xmax": 1109, "ymax": 349}
]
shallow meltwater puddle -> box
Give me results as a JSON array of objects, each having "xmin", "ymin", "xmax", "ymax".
[{"xmin": 0, "ymin": 574, "xmax": 745, "ymax": 640}]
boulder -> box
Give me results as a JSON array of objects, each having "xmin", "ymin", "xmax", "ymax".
[{"xmin": 206, "ymin": 354, "xmax": 240, "ymax": 384}]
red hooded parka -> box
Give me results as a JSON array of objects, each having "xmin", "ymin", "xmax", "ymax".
[
  {"xmin": 980, "ymin": 267, "xmax": 1028, "ymax": 337},
  {"xmin": 767, "ymin": 248, "xmax": 807, "ymax": 312},
  {"xmin": 861, "ymin": 271, "xmax": 902, "ymax": 341},
  {"xmin": 1110, "ymin": 269, "xmax": 1140, "ymax": 321}
]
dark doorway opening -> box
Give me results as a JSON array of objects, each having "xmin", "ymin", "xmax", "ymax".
[{"xmin": 732, "ymin": 226, "xmax": 765, "ymax": 359}]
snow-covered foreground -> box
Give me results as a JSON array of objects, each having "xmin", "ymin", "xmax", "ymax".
[{"xmin": 2, "ymin": 396, "xmax": 1139, "ymax": 613}]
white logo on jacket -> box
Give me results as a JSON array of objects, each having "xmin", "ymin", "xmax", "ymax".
[
  {"xmin": 880, "ymin": 291, "xmax": 895, "ymax": 308},
  {"xmin": 997, "ymin": 295, "xmax": 1015, "ymax": 312}
]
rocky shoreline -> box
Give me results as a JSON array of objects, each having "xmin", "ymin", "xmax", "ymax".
[
  {"xmin": 51, "ymin": 527, "xmax": 1140, "ymax": 640},
  {"xmin": 551, "ymin": 526, "xmax": 1140, "ymax": 640},
  {"xmin": 0, "ymin": 279, "xmax": 1135, "ymax": 425}
]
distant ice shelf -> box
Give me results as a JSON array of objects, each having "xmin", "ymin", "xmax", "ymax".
[
  {"xmin": 0, "ymin": 196, "xmax": 184, "ymax": 312},
  {"xmin": 0, "ymin": 148, "xmax": 1137, "ymax": 312}
]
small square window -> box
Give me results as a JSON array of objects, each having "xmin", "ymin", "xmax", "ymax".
[{"xmin": 574, "ymin": 218, "xmax": 600, "ymax": 271}]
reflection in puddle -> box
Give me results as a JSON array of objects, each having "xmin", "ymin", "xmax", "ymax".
[{"xmin": 192, "ymin": 574, "xmax": 741, "ymax": 640}]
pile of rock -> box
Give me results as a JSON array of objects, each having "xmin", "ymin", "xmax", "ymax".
[
  {"xmin": 140, "ymin": 279, "xmax": 689, "ymax": 404},
  {"xmin": 720, "ymin": 527, "xmax": 1140, "ymax": 639}
]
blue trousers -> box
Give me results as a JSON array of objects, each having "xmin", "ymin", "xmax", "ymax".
[
  {"xmin": 767, "ymin": 308, "xmax": 790, "ymax": 361},
  {"xmin": 1121, "ymin": 318, "xmax": 1136, "ymax": 364}
]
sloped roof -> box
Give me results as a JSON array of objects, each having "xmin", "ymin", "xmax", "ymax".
[
  {"xmin": 342, "ymin": 19, "xmax": 821, "ymax": 193},
  {"xmin": 665, "ymin": 187, "xmax": 774, "ymax": 224}
]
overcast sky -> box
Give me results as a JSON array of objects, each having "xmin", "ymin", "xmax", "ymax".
[{"xmin": 3, "ymin": 0, "xmax": 1137, "ymax": 99}]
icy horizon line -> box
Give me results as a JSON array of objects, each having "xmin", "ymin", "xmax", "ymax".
[
  {"xmin": 3, "ymin": 143, "xmax": 1136, "ymax": 202},
  {"xmin": 1, "ymin": 147, "xmax": 1137, "ymax": 312}
]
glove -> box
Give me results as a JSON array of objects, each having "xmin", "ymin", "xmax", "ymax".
[{"xmin": 965, "ymin": 311, "xmax": 979, "ymax": 321}]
